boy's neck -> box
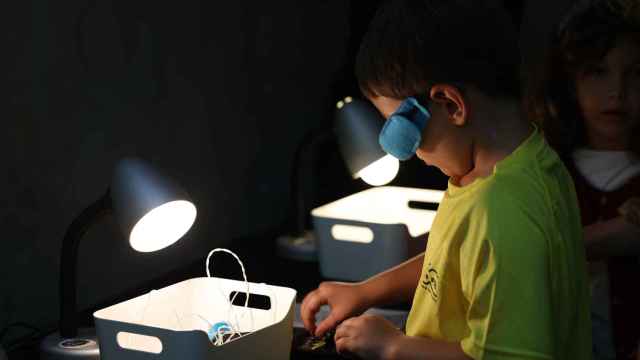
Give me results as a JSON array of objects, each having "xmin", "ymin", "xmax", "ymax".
[{"xmin": 456, "ymin": 98, "xmax": 531, "ymax": 187}]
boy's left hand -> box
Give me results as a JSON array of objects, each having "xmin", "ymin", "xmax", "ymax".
[{"xmin": 334, "ymin": 314, "xmax": 403, "ymax": 359}]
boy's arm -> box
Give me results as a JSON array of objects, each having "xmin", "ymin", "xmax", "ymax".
[
  {"xmin": 360, "ymin": 252, "xmax": 425, "ymax": 306},
  {"xmin": 334, "ymin": 314, "xmax": 471, "ymax": 360},
  {"xmin": 584, "ymin": 216, "xmax": 640, "ymax": 261},
  {"xmin": 386, "ymin": 335, "xmax": 472, "ymax": 360},
  {"xmin": 302, "ymin": 253, "xmax": 425, "ymax": 336}
]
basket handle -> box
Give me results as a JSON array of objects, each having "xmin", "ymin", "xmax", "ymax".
[
  {"xmin": 407, "ymin": 200, "xmax": 439, "ymax": 212},
  {"xmin": 98, "ymin": 319, "xmax": 206, "ymax": 358},
  {"xmin": 330, "ymin": 224, "xmax": 374, "ymax": 244},
  {"xmin": 116, "ymin": 331, "xmax": 163, "ymax": 354},
  {"xmin": 228, "ymin": 290, "xmax": 273, "ymax": 310}
]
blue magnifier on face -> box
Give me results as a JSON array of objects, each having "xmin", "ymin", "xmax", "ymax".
[{"xmin": 378, "ymin": 97, "xmax": 431, "ymax": 160}]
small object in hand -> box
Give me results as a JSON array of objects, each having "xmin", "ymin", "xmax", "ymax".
[
  {"xmin": 298, "ymin": 329, "xmax": 337, "ymax": 353},
  {"xmin": 619, "ymin": 197, "xmax": 640, "ymax": 227},
  {"xmin": 309, "ymin": 337, "xmax": 326, "ymax": 350}
]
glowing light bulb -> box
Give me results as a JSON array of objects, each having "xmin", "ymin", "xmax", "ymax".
[
  {"xmin": 356, "ymin": 155, "xmax": 399, "ymax": 186},
  {"xmin": 129, "ymin": 200, "xmax": 197, "ymax": 252}
]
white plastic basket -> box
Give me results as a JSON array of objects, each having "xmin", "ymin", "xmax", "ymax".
[
  {"xmin": 312, "ymin": 186, "xmax": 443, "ymax": 281},
  {"xmin": 94, "ymin": 277, "xmax": 297, "ymax": 359}
]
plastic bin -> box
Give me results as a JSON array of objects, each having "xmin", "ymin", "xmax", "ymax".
[
  {"xmin": 312, "ymin": 186, "xmax": 443, "ymax": 281},
  {"xmin": 94, "ymin": 277, "xmax": 297, "ymax": 359}
]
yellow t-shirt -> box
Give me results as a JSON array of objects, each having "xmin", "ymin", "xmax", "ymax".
[{"xmin": 406, "ymin": 127, "xmax": 591, "ymax": 359}]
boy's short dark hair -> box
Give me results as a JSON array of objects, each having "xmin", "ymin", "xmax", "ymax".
[{"xmin": 355, "ymin": 0, "xmax": 521, "ymax": 100}]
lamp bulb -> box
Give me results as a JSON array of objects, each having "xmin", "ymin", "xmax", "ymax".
[
  {"xmin": 356, "ymin": 155, "xmax": 399, "ymax": 186},
  {"xmin": 129, "ymin": 200, "xmax": 197, "ymax": 252}
]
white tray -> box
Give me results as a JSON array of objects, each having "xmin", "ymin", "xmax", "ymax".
[{"xmin": 312, "ymin": 186, "xmax": 443, "ymax": 281}]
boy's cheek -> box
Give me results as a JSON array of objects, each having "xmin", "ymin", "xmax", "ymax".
[{"xmin": 415, "ymin": 148, "xmax": 431, "ymax": 165}]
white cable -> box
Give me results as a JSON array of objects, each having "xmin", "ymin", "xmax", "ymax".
[
  {"xmin": 179, "ymin": 313, "xmax": 213, "ymax": 329},
  {"xmin": 205, "ymin": 248, "xmax": 250, "ymax": 308},
  {"xmin": 205, "ymin": 248, "xmax": 254, "ymax": 344},
  {"xmin": 138, "ymin": 290, "xmax": 156, "ymax": 324},
  {"xmin": 173, "ymin": 309, "xmax": 184, "ymax": 331},
  {"xmin": 131, "ymin": 290, "xmax": 156, "ymax": 347},
  {"xmin": 134, "ymin": 249, "xmax": 276, "ymax": 348}
]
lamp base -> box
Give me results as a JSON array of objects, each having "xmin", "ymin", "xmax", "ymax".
[
  {"xmin": 276, "ymin": 231, "xmax": 317, "ymax": 262},
  {"xmin": 40, "ymin": 328, "xmax": 100, "ymax": 360}
]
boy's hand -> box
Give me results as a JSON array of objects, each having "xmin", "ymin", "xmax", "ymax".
[
  {"xmin": 301, "ymin": 281, "xmax": 369, "ymax": 337},
  {"xmin": 334, "ymin": 314, "xmax": 403, "ymax": 360}
]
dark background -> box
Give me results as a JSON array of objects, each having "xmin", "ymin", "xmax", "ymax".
[{"xmin": 0, "ymin": 0, "xmax": 575, "ymax": 355}]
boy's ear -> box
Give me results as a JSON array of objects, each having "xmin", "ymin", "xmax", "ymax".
[{"xmin": 429, "ymin": 84, "xmax": 467, "ymax": 126}]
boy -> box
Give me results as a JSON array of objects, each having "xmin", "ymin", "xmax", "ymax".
[{"xmin": 300, "ymin": 1, "xmax": 592, "ymax": 359}]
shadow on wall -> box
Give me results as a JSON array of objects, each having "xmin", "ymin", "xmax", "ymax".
[{"xmin": 0, "ymin": 0, "xmax": 349, "ymax": 339}]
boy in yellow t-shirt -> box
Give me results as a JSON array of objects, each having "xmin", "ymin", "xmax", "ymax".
[{"xmin": 300, "ymin": 1, "xmax": 591, "ymax": 359}]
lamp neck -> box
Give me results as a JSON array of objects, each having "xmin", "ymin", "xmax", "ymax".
[
  {"xmin": 289, "ymin": 128, "xmax": 334, "ymax": 235},
  {"xmin": 59, "ymin": 189, "xmax": 112, "ymax": 339}
]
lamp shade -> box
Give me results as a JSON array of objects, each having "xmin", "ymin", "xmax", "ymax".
[
  {"xmin": 111, "ymin": 158, "xmax": 197, "ymax": 252},
  {"xmin": 335, "ymin": 97, "xmax": 399, "ymax": 186}
]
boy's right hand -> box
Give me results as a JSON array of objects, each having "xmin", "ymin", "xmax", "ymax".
[{"xmin": 300, "ymin": 281, "xmax": 370, "ymax": 337}]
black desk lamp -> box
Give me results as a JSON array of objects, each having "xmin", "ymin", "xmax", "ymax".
[{"xmin": 40, "ymin": 158, "xmax": 197, "ymax": 360}]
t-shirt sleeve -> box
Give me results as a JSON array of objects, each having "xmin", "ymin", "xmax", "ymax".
[{"xmin": 459, "ymin": 194, "xmax": 555, "ymax": 360}]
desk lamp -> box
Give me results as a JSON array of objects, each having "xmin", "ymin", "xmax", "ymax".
[
  {"xmin": 40, "ymin": 158, "xmax": 197, "ymax": 360},
  {"xmin": 277, "ymin": 97, "xmax": 398, "ymax": 261},
  {"xmin": 335, "ymin": 96, "xmax": 399, "ymax": 186}
]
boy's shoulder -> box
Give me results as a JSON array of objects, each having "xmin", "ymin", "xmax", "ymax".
[
  {"xmin": 459, "ymin": 173, "xmax": 554, "ymax": 255},
  {"xmin": 475, "ymin": 171, "xmax": 548, "ymax": 214},
  {"xmin": 459, "ymin": 161, "xmax": 557, "ymax": 234},
  {"xmin": 458, "ymin": 153, "xmax": 540, "ymax": 201},
  {"xmin": 487, "ymin": 130, "xmax": 568, "ymax": 204},
  {"xmin": 449, "ymin": 130, "xmax": 571, "ymax": 230}
]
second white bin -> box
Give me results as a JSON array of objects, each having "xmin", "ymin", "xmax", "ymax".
[{"xmin": 312, "ymin": 186, "xmax": 444, "ymax": 281}]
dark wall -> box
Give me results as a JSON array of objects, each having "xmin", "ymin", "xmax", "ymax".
[
  {"xmin": 0, "ymin": 0, "xmax": 349, "ymax": 336},
  {"xmin": 520, "ymin": 0, "xmax": 576, "ymax": 74},
  {"xmin": 0, "ymin": 0, "xmax": 581, "ymax": 343}
]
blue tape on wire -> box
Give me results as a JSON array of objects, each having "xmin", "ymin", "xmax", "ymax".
[{"xmin": 208, "ymin": 321, "xmax": 232, "ymax": 341}]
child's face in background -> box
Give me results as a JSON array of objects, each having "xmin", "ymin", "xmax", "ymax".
[{"xmin": 574, "ymin": 35, "xmax": 640, "ymax": 150}]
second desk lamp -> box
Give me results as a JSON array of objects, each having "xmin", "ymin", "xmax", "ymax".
[{"xmin": 277, "ymin": 96, "xmax": 399, "ymax": 261}]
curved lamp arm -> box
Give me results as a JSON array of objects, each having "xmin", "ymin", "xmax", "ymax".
[
  {"xmin": 288, "ymin": 128, "xmax": 334, "ymax": 236},
  {"xmin": 59, "ymin": 189, "xmax": 112, "ymax": 339}
]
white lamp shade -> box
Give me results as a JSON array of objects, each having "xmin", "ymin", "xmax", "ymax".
[{"xmin": 111, "ymin": 158, "xmax": 197, "ymax": 252}]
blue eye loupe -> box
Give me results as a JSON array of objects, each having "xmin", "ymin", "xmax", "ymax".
[{"xmin": 379, "ymin": 97, "xmax": 431, "ymax": 160}]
